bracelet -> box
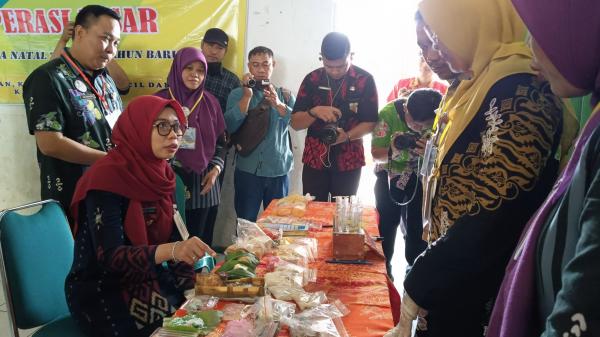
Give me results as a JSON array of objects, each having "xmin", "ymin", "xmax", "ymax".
[
  {"xmin": 171, "ymin": 241, "xmax": 181, "ymax": 263},
  {"xmin": 345, "ymin": 131, "xmax": 351, "ymax": 144},
  {"xmin": 307, "ymin": 108, "xmax": 317, "ymax": 118}
]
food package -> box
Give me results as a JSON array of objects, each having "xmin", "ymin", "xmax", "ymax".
[{"xmin": 162, "ymin": 309, "xmax": 222, "ymax": 335}]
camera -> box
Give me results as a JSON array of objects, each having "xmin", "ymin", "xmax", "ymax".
[
  {"xmin": 320, "ymin": 123, "xmax": 339, "ymax": 145},
  {"xmin": 392, "ymin": 131, "xmax": 420, "ymax": 150},
  {"xmin": 246, "ymin": 78, "xmax": 270, "ymax": 90}
]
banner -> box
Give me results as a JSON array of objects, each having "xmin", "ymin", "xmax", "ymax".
[{"xmin": 0, "ymin": 0, "xmax": 247, "ymax": 104}]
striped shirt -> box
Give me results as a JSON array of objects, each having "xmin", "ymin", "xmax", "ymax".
[
  {"xmin": 172, "ymin": 133, "xmax": 227, "ymax": 209},
  {"xmin": 204, "ymin": 65, "xmax": 241, "ymax": 113}
]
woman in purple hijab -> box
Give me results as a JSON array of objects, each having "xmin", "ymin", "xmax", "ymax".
[
  {"xmin": 488, "ymin": 0, "xmax": 600, "ymax": 336},
  {"xmin": 156, "ymin": 47, "xmax": 226, "ymax": 246}
]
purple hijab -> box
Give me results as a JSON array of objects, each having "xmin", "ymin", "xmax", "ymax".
[
  {"xmin": 156, "ymin": 47, "xmax": 225, "ymax": 175},
  {"xmin": 510, "ymin": 0, "xmax": 600, "ymax": 103},
  {"xmin": 487, "ymin": 1, "xmax": 600, "ymax": 336}
]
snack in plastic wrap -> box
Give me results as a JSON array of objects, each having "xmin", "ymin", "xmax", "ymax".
[
  {"xmin": 162, "ymin": 309, "xmax": 222, "ymax": 335},
  {"xmin": 222, "ymin": 319, "xmax": 254, "ymax": 337},
  {"xmin": 276, "ymin": 243, "xmax": 313, "ymax": 266},
  {"xmin": 280, "ymin": 237, "xmax": 318, "ymax": 261},
  {"xmin": 273, "ymin": 194, "xmax": 313, "ymax": 218},
  {"xmin": 254, "ymin": 295, "xmax": 296, "ymax": 322},
  {"xmin": 282, "ymin": 303, "xmax": 349, "ymax": 337},
  {"xmin": 226, "ymin": 219, "xmax": 277, "ymax": 258},
  {"xmin": 221, "ymin": 303, "xmax": 249, "ymax": 321},
  {"xmin": 267, "ymin": 258, "xmax": 317, "ymax": 285},
  {"xmin": 265, "ymin": 270, "xmax": 304, "ymax": 289},
  {"xmin": 181, "ymin": 296, "xmax": 219, "ymax": 312}
]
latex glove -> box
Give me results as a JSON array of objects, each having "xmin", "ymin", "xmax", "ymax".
[{"xmin": 383, "ymin": 292, "xmax": 420, "ymax": 337}]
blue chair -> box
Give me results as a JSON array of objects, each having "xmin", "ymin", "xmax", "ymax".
[{"xmin": 0, "ymin": 200, "xmax": 86, "ymax": 337}]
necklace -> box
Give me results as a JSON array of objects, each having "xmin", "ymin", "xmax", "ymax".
[{"xmin": 326, "ymin": 74, "xmax": 345, "ymax": 106}]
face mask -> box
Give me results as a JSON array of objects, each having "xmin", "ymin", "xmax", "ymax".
[{"xmin": 207, "ymin": 62, "xmax": 222, "ymax": 76}]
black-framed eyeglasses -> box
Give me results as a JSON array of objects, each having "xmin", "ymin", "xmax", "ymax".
[{"xmin": 153, "ymin": 120, "xmax": 186, "ymax": 137}]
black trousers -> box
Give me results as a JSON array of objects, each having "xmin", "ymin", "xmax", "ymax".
[
  {"xmin": 302, "ymin": 165, "xmax": 362, "ymax": 202},
  {"xmin": 185, "ymin": 206, "xmax": 218, "ymax": 247},
  {"xmin": 374, "ymin": 170, "xmax": 427, "ymax": 275}
]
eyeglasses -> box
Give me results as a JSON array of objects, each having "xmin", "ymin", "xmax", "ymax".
[{"xmin": 153, "ymin": 120, "xmax": 186, "ymax": 137}]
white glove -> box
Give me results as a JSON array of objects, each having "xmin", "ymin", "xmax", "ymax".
[{"xmin": 384, "ymin": 292, "xmax": 420, "ymax": 337}]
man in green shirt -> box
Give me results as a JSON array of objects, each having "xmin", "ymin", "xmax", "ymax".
[
  {"xmin": 23, "ymin": 5, "xmax": 123, "ymax": 216},
  {"xmin": 371, "ymin": 88, "xmax": 442, "ymax": 277}
]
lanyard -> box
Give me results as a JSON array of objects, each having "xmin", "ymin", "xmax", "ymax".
[
  {"xmin": 169, "ymin": 88, "xmax": 204, "ymax": 113},
  {"xmin": 61, "ymin": 50, "xmax": 110, "ymax": 111}
]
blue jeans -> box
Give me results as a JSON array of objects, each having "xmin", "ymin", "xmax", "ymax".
[{"xmin": 233, "ymin": 169, "xmax": 289, "ymax": 222}]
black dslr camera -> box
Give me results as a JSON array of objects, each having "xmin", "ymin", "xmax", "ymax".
[
  {"xmin": 246, "ymin": 79, "xmax": 270, "ymax": 90},
  {"xmin": 392, "ymin": 131, "xmax": 420, "ymax": 151},
  {"xmin": 320, "ymin": 122, "xmax": 340, "ymax": 145}
]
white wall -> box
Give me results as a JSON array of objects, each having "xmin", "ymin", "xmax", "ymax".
[{"xmin": 0, "ymin": 104, "xmax": 40, "ymax": 209}]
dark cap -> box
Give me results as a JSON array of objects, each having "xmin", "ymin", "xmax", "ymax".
[
  {"xmin": 203, "ymin": 28, "xmax": 229, "ymax": 47},
  {"xmin": 321, "ymin": 32, "xmax": 351, "ymax": 60}
]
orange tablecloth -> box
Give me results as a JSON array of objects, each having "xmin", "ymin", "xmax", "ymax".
[{"xmin": 208, "ymin": 201, "xmax": 396, "ymax": 337}]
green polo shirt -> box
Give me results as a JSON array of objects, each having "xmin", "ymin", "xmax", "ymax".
[
  {"xmin": 371, "ymin": 99, "xmax": 412, "ymax": 175},
  {"xmin": 23, "ymin": 48, "xmax": 122, "ymax": 212}
]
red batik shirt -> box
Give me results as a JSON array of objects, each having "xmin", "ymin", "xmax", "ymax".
[{"xmin": 293, "ymin": 65, "xmax": 378, "ymax": 171}]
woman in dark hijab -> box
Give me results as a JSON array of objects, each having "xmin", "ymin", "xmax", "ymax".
[
  {"xmin": 488, "ymin": 0, "xmax": 600, "ymax": 336},
  {"xmin": 156, "ymin": 47, "xmax": 227, "ymax": 246}
]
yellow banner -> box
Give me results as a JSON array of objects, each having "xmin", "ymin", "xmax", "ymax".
[{"xmin": 0, "ymin": 0, "xmax": 247, "ymax": 104}]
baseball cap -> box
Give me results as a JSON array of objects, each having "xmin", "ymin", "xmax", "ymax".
[{"xmin": 203, "ymin": 28, "xmax": 229, "ymax": 47}]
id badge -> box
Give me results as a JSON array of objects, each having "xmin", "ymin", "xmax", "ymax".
[
  {"xmin": 421, "ymin": 138, "xmax": 437, "ymax": 178},
  {"xmin": 105, "ymin": 109, "xmax": 120, "ymax": 129},
  {"xmin": 173, "ymin": 205, "xmax": 189, "ymax": 240},
  {"xmin": 180, "ymin": 127, "xmax": 196, "ymax": 150}
]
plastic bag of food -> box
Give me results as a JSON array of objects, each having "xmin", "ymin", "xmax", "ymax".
[
  {"xmin": 293, "ymin": 290, "xmax": 328, "ymax": 310},
  {"xmin": 222, "ymin": 319, "xmax": 254, "ymax": 337},
  {"xmin": 181, "ymin": 296, "xmax": 219, "ymax": 312},
  {"xmin": 265, "ymin": 270, "xmax": 304, "ymax": 289},
  {"xmin": 280, "ymin": 237, "xmax": 318, "ymax": 261},
  {"xmin": 162, "ymin": 309, "xmax": 222, "ymax": 335},
  {"xmin": 253, "ymin": 295, "xmax": 296, "ymax": 322},
  {"xmin": 226, "ymin": 219, "xmax": 277, "ymax": 257},
  {"xmin": 281, "ymin": 303, "xmax": 349, "ymax": 337},
  {"xmin": 267, "ymin": 258, "xmax": 317, "ymax": 285},
  {"xmin": 222, "ymin": 303, "xmax": 249, "ymax": 321},
  {"xmin": 276, "ymin": 244, "xmax": 313, "ymax": 266}
]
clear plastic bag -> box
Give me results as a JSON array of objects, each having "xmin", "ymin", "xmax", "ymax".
[
  {"xmin": 253, "ymin": 295, "xmax": 296, "ymax": 322},
  {"xmin": 280, "ymin": 237, "xmax": 318, "ymax": 260},
  {"xmin": 222, "ymin": 319, "xmax": 254, "ymax": 337},
  {"xmin": 282, "ymin": 303, "xmax": 349, "ymax": 337},
  {"xmin": 180, "ymin": 296, "xmax": 219, "ymax": 312},
  {"xmin": 221, "ymin": 303, "xmax": 249, "ymax": 321},
  {"xmin": 226, "ymin": 218, "xmax": 277, "ymax": 257},
  {"xmin": 265, "ymin": 270, "xmax": 304, "ymax": 289},
  {"xmin": 267, "ymin": 258, "xmax": 317, "ymax": 285},
  {"xmin": 276, "ymin": 243, "xmax": 312, "ymax": 266},
  {"xmin": 266, "ymin": 286, "xmax": 328, "ymax": 310}
]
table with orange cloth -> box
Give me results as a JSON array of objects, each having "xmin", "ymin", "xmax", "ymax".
[{"xmin": 206, "ymin": 201, "xmax": 398, "ymax": 337}]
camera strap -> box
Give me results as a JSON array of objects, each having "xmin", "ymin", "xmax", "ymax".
[{"xmin": 386, "ymin": 150, "xmax": 421, "ymax": 207}]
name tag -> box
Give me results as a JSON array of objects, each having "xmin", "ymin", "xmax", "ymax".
[
  {"xmin": 173, "ymin": 205, "xmax": 189, "ymax": 240},
  {"xmin": 180, "ymin": 127, "xmax": 196, "ymax": 150}
]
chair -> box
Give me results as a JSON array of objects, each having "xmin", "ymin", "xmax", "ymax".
[{"xmin": 0, "ymin": 200, "xmax": 86, "ymax": 337}]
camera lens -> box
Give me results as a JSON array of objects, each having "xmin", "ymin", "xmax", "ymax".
[
  {"xmin": 247, "ymin": 79, "xmax": 256, "ymax": 88},
  {"xmin": 320, "ymin": 124, "xmax": 339, "ymax": 145}
]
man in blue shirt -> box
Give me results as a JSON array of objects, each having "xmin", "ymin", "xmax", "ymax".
[{"xmin": 225, "ymin": 46, "xmax": 295, "ymax": 221}]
